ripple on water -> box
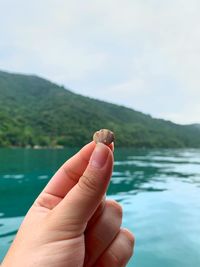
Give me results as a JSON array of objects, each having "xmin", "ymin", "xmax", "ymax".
[
  {"xmin": 0, "ymin": 216, "xmax": 24, "ymax": 260},
  {"xmin": 37, "ymin": 175, "xmax": 49, "ymax": 180},
  {"xmin": 3, "ymin": 174, "xmax": 24, "ymax": 179}
]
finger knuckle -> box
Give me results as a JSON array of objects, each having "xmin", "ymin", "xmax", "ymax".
[
  {"xmin": 127, "ymin": 244, "xmax": 134, "ymax": 259},
  {"xmin": 111, "ymin": 245, "xmax": 133, "ymax": 266},
  {"xmin": 109, "ymin": 250, "xmax": 126, "ymax": 266},
  {"xmin": 107, "ymin": 199, "xmax": 123, "ymax": 218},
  {"xmin": 78, "ymin": 172, "xmax": 98, "ymax": 196}
]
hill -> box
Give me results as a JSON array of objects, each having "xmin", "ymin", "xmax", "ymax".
[{"xmin": 0, "ymin": 70, "xmax": 200, "ymax": 148}]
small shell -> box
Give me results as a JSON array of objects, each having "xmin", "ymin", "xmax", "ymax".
[{"xmin": 93, "ymin": 129, "xmax": 115, "ymax": 145}]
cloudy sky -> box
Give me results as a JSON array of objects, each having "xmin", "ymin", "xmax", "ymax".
[{"xmin": 0, "ymin": 0, "xmax": 200, "ymax": 124}]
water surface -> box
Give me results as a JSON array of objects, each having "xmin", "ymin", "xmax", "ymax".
[{"xmin": 0, "ymin": 148, "xmax": 200, "ymax": 266}]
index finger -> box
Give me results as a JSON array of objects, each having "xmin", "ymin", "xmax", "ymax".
[{"xmin": 40, "ymin": 142, "xmax": 95, "ymax": 200}]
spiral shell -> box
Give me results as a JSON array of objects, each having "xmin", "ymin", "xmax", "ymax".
[{"xmin": 93, "ymin": 129, "xmax": 115, "ymax": 145}]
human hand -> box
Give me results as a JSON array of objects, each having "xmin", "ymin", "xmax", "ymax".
[{"xmin": 2, "ymin": 142, "xmax": 134, "ymax": 267}]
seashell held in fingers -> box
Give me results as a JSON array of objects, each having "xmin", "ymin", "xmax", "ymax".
[{"xmin": 93, "ymin": 129, "xmax": 115, "ymax": 145}]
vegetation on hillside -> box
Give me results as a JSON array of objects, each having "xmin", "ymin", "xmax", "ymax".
[{"xmin": 0, "ymin": 70, "xmax": 200, "ymax": 148}]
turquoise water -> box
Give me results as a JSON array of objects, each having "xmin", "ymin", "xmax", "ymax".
[{"xmin": 0, "ymin": 148, "xmax": 200, "ymax": 266}]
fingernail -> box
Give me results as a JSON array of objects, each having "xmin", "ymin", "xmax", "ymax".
[
  {"xmin": 90, "ymin": 143, "xmax": 109, "ymax": 169},
  {"xmin": 122, "ymin": 228, "xmax": 135, "ymax": 246}
]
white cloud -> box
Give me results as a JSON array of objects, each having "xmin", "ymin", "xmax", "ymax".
[{"xmin": 0, "ymin": 0, "xmax": 200, "ymax": 124}]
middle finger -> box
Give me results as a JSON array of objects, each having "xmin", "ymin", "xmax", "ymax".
[{"xmin": 84, "ymin": 199, "xmax": 122, "ymax": 267}]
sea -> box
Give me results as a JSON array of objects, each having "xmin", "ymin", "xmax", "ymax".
[{"xmin": 0, "ymin": 148, "xmax": 200, "ymax": 266}]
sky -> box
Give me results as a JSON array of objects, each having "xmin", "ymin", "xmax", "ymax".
[{"xmin": 0, "ymin": 0, "xmax": 200, "ymax": 124}]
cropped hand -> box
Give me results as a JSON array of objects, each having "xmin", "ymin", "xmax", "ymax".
[{"xmin": 2, "ymin": 142, "xmax": 134, "ymax": 267}]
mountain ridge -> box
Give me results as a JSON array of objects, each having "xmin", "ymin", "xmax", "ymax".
[{"xmin": 0, "ymin": 70, "xmax": 200, "ymax": 148}]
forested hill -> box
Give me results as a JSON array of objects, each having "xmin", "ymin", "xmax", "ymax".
[{"xmin": 0, "ymin": 70, "xmax": 200, "ymax": 148}]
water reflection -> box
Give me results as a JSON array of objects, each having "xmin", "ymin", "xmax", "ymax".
[
  {"xmin": 1, "ymin": 148, "xmax": 200, "ymax": 266},
  {"xmin": 109, "ymin": 148, "xmax": 200, "ymax": 196}
]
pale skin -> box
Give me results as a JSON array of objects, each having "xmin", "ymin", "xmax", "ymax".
[{"xmin": 1, "ymin": 142, "xmax": 134, "ymax": 267}]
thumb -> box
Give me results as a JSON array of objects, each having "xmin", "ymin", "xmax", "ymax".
[{"xmin": 52, "ymin": 143, "xmax": 113, "ymax": 235}]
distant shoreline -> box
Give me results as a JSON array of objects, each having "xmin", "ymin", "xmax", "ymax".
[{"xmin": 0, "ymin": 145, "xmax": 199, "ymax": 150}]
